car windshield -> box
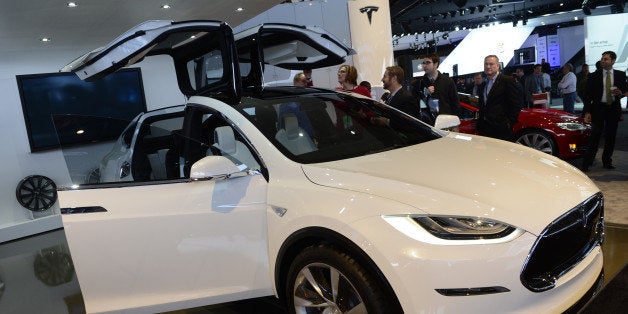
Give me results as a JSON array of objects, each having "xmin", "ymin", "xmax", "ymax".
[{"xmin": 238, "ymin": 91, "xmax": 442, "ymax": 163}]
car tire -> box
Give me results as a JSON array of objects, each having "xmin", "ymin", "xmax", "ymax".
[
  {"xmin": 285, "ymin": 245, "xmax": 393, "ymax": 314},
  {"xmin": 515, "ymin": 130, "xmax": 558, "ymax": 156}
]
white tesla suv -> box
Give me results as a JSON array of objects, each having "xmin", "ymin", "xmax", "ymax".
[{"xmin": 55, "ymin": 20, "xmax": 604, "ymax": 314}]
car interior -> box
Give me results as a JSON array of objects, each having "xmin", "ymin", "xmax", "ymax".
[{"xmin": 128, "ymin": 107, "xmax": 261, "ymax": 183}]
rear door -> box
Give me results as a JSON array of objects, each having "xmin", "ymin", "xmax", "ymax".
[
  {"xmin": 62, "ymin": 20, "xmax": 241, "ymax": 100},
  {"xmin": 235, "ymin": 23, "xmax": 355, "ymax": 87}
]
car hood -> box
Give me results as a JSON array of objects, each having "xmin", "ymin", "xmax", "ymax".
[
  {"xmin": 301, "ymin": 133, "xmax": 599, "ymax": 235},
  {"xmin": 521, "ymin": 108, "xmax": 584, "ymax": 122}
]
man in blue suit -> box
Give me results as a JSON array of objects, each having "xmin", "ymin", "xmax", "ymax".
[
  {"xmin": 581, "ymin": 51, "xmax": 628, "ymax": 171},
  {"xmin": 477, "ymin": 55, "xmax": 523, "ymax": 141}
]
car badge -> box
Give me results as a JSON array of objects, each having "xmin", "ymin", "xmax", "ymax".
[{"xmin": 360, "ymin": 6, "xmax": 378, "ymax": 25}]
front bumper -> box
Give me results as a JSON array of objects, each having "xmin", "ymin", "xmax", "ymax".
[{"xmin": 349, "ymin": 217, "xmax": 604, "ymax": 313}]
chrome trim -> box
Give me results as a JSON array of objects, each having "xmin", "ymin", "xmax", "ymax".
[
  {"xmin": 191, "ymin": 169, "xmax": 261, "ymax": 182},
  {"xmin": 57, "ymin": 178, "xmax": 189, "ymax": 191}
]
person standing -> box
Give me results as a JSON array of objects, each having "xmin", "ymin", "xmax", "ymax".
[
  {"xmin": 524, "ymin": 64, "xmax": 544, "ymax": 108},
  {"xmin": 465, "ymin": 73, "xmax": 484, "ymax": 97},
  {"xmin": 381, "ymin": 66, "xmax": 420, "ymax": 119},
  {"xmin": 541, "ymin": 58, "xmax": 551, "ymax": 75},
  {"xmin": 581, "ymin": 51, "xmax": 627, "ymax": 171},
  {"xmin": 412, "ymin": 54, "xmax": 460, "ymax": 116},
  {"xmin": 576, "ymin": 64, "xmax": 589, "ymax": 103},
  {"xmin": 336, "ymin": 65, "xmax": 371, "ymax": 98},
  {"xmin": 477, "ymin": 55, "xmax": 523, "ymax": 141},
  {"xmin": 557, "ymin": 63, "xmax": 577, "ymax": 113},
  {"xmin": 293, "ymin": 72, "xmax": 309, "ymax": 87}
]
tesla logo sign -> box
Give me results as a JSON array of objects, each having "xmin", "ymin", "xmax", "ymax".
[{"xmin": 360, "ymin": 6, "xmax": 378, "ymax": 25}]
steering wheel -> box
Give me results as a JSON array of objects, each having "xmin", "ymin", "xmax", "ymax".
[{"xmin": 15, "ymin": 175, "xmax": 58, "ymax": 211}]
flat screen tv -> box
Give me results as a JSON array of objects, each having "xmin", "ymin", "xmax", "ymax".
[
  {"xmin": 513, "ymin": 47, "xmax": 536, "ymax": 65},
  {"xmin": 17, "ymin": 68, "xmax": 147, "ymax": 152}
]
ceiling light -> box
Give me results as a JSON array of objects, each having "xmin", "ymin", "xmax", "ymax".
[
  {"xmin": 76, "ymin": 130, "xmax": 85, "ymax": 135},
  {"xmin": 161, "ymin": 4, "xmax": 171, "ymax": 9},
  {"xmin": 67, "ymin": 2, "xmax": 77, "ymax": 7},
  {"xmin": 235, "ymin": 7, "xmax": 244, "ymax": 12},
  {"xmin": 41, "ymin": 37, "xmax": 51, "ymax": 42}
]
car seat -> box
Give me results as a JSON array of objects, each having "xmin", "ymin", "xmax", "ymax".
[
  {"xmin": 275, "ymin": 114, "xmax": 317, "ymax": 155},
  {"xmin": 212, "ymin": 126, "xmax": 259, "ymax": 170}
]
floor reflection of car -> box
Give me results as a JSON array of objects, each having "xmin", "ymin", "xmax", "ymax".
[
  {"xmin": 456, "ymin": 93, "xmax": 591, "ymax": 159},
  {"xmin": 56, "ymin": 21, "xmax": 604, "ymax": 314}
]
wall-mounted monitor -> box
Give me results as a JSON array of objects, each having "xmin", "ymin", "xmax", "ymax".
[
  {"xmin": 513, "ymin": 47, "xmax": 536, "ymax": 65},
  {"xmin": 16, "ymin": 68, "xmax": 147, "ymax": 152}
]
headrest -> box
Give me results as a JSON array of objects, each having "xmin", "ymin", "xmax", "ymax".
[
  {"xmin": 282, "ymin": 114, "xmax": 300, "ymax": 140},
  {"xmin": 213, "ymin": 126, "xmax": 236, "ymax": 154}
]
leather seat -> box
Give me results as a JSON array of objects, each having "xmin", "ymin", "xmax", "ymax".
[
  {"xmin": 212, "ymin": 126, "xmax": 259, "ymax": 170},
  {"xmin": 275, "ymin": 114, "xmax": 317, "ymax": 155}
]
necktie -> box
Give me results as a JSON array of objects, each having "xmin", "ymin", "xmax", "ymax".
[{"xmin": 605, "ymin": 70, "xmax": 612, "ymax": 105}]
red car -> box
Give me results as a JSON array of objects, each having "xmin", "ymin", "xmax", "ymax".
[{"xmin": 456, "ymin": 93, "xmax": 591, "ymax": 159}]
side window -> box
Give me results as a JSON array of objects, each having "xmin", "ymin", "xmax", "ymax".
[
  {"xmin": 129, "ymin": 115, "xmax": 185, "ymax": 182},
  {"xmin": 187, "ymin": 50, "xmax": 224, "ymax": 91}
]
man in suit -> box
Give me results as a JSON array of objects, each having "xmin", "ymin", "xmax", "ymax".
[
  {"xmin": 524, "ymin": 64, "xmax": 544, "ymax": 108},
  {"xmin": 381, "ymin": 66, "xmax": 420, "ymax": 118},
  {"xmin": 581, "ymin": 51, "xmax": 627, "ymax": 171},
  {"xmin": 465, "ymin": 72, "xmax": 484, "ymax": 97},
  {"xmin": 477, "ymin": 55, "xmax": 523, "ymax": 141}
]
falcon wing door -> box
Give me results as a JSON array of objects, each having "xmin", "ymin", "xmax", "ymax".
[
  {"xmin": 61, "ymin": 20, "xmax": 241, "ymax": 100},
  {"xmin": 235, "ymin": 23, "xmax": 355, "ymax": 87}
]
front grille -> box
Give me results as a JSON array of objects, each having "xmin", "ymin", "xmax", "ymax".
[{"xmin": 520, "ymin": 193, "xmax": 604, "ymax": 292}]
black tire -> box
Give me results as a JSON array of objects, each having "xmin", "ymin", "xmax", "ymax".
[
  {"xmin": 515, "ymin": 130, "xmax": 558, "ymax": 156},
  {"xmin": 285, "ymin": 245, "xmax": 393, "ymax": 314}
]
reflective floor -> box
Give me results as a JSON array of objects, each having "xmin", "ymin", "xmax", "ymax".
[{"xmin": 0, "ymin": 225, "xmax": 625, "ymax": 314}]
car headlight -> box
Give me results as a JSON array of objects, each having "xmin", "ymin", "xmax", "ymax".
[
  {"xmin": 556, "ymin": 122, "xmax": 589, "ymax": 131},
  {"xmin": 382, "ymin": 215, "xmax": 525, "ymax": 245}
]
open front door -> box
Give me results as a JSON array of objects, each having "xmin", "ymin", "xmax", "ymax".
[
  {"xmin": 235, "ymin": 23, "xmax": 355, "ymax": 87},
  {"xmin": 61, "ymin": 20, "xmax": 241, "ymax": 100}
]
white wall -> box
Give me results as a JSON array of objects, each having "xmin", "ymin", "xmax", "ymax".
[{"xmin": 0, "ymin": 48, "xmax": 182, "ymax": 240}]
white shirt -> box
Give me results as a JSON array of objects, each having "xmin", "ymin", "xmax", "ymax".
[{"xmin": 557, "ymin": 71, "xmax": 576, "ymax": 94}]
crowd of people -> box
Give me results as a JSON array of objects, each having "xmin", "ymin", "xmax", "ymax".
[{"xmin": 290, "ymin": 50, "xmax": 626, "ymax": 170}]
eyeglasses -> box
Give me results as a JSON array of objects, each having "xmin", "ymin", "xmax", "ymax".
[{"xmin": 422, "ymin": 61, "xmax": 432, "ymax": 64}]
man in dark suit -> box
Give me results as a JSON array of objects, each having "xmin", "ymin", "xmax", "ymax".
[
  {"xmin": 371, "ymin": 66, "xmax": 421, "ymax": 127},
  {"xmin": 464, "ymin": 73, "xmax": 484, "ymax": 97},
  {"xmin": 381, "ymin": 66, "xmax": 420, "ymax": 118},
  {"xmin": 477, "ymin": 55, "xmax": 523, "ymax": 141},
  {"xmin": 581, "ymin": 51, "xmax": 627, "ymax": 171}
]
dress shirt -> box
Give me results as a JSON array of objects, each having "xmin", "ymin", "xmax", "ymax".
[{"xmin": 557, "ymin": 71, "xmax": 577, "ymax": 94}]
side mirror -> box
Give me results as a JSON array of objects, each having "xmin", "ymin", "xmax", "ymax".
[
  {"xmin": 434, "ymin": 114, "xmax": 461, "ymax": 131},
  {"xmin": 190, "ymin": 156, "xmax": 240, "ymax": 180}
]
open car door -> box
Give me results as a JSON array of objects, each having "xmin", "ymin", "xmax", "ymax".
[
  {"xmin": 62, "ymin": 20, "xmax": 241, "ymax": 101},
  {"xmin": 235, "ymin": 23, "xmax": 355, "ymax": 87},
  {"xmin": 56, "ymin": 21, "xmax": 270, "ymax": 313}
]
